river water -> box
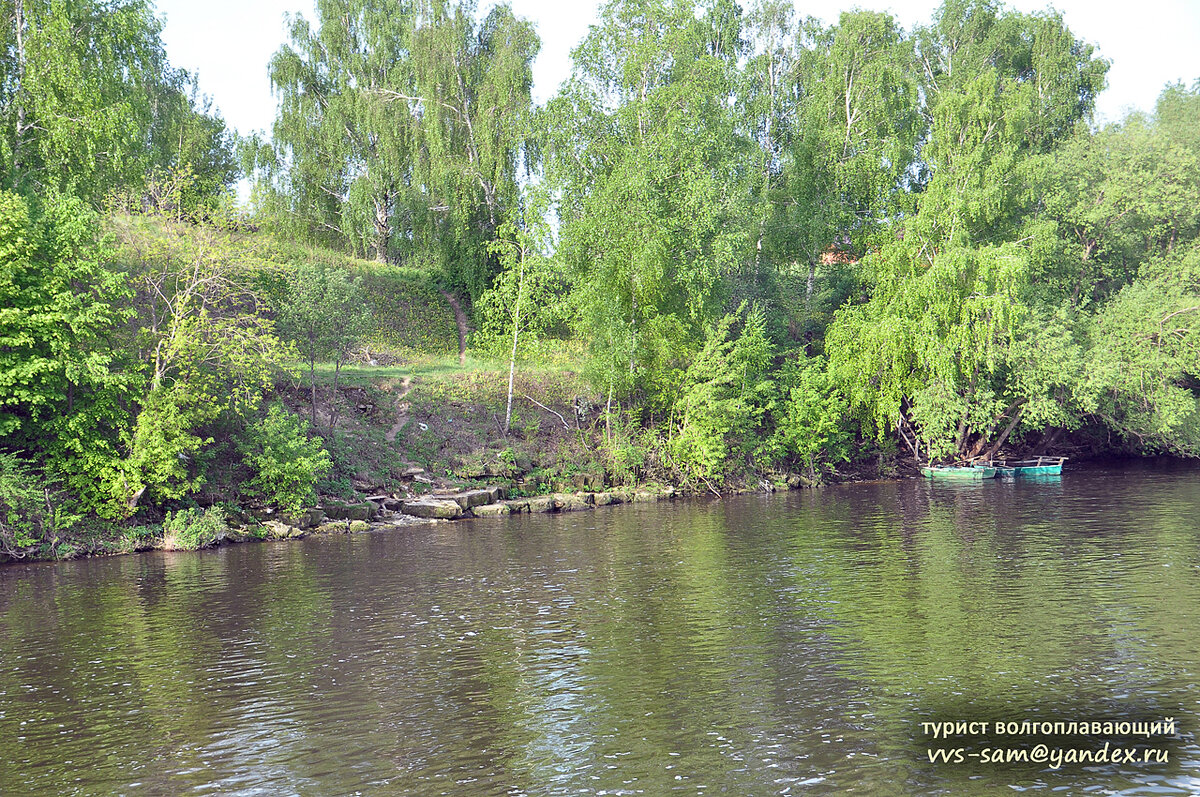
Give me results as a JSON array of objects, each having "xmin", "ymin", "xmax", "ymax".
[{"xmin": 2, "ymin": 461, "xmax": 1199, "ymax": 795}]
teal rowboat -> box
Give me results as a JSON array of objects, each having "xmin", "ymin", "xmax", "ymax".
[
  {"xmin": 921, "ymin": 466, "xmax": 998, "ymax": 480},
  {"xmin": 995, "ymin": 457, "xmax": 1067, "ymax": 477}
]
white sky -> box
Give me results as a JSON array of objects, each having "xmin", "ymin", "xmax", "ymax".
[{"xmin": 156, "ymin": 0, "xmax": 1200, "ymax": 138}]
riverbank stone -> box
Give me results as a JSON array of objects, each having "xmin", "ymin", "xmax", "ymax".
[
  {"xmin": 554, "ymin": 493, "xmax": 590, "ymax": 512},
  {"xmin": 401, "ymin": 499, "xmax": 464, "ymax": 519},
  {"xmin": 261, "ymin": 520, "xmax": 300, "ymax": 539},
  {"xmin": 473, "ymin": 503, "xmax": 511, "ymax": 517},
  {"xmin": 323, "ymin": 501, "xmax": 376, "ymax": 521},
  {"xmin": 527, "ymin": 495, "xmax": 557, "ymax": 513},
  {"xmin": 221, "ymin": 526, "xmax": 251, "ymax": 543},
  {"xmin": 279, "ymin": 508, "xmax": 324, "ymax": 529},
  {"xmin": 448, "ymin": 489, "xmax": 494, "ymax": 510},
  {"xmin": 572, "ymin": 472, "xmax": 604, "ymax": 490}
]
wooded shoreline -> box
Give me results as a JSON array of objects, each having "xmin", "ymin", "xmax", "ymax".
[{"xmin": 2, "ymin": 0, "xmax": 1198, "ymax": 564}]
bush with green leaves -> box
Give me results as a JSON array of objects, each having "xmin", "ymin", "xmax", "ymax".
[
  {"xmin": 277, "ymin": 263, "xmax": 372, "ymax": 429},
  {"xmin": 669, "ymin": 305, "xmax": 776, "ymax": 485},
  {"xmin": 772, "ymin": 358, "xmax": 853, "ymax": 481},
  {"xmin": 1, "ymin": 453, "xmax": 61, "ymax": 557},
  {"xmin": 238, "ymin": 404, "xmax": 331, "ymax": 512},
  {"xmin": 599, "ymin": 411, "xmax": 647, "ymax": 488},
  {"xmin": 161, "ymin": 506, "xmax": 229, "ymax": 551}
]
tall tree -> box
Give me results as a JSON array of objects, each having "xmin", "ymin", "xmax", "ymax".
[
  {"xmin": 0, "ymin": 0, "xmax": 235, "ymax": 204},
  {"xmin": 265, "ymin": 0, "xmax": 538, "ymax": 299},
  {"xmin": 546, "ymin": 0, "xmax": 746, "ymax": 402},
  {"xmin": 909, "ymin": 0, "xmax": 1108, "ymax": 251},
  {"xmin": 409, "ymin": 1, "xmax": 540, "ymax": 298},
  {"xmin": 277, "ymin": 264, "xmax": 372, "ymax": 430},
  {"xmin": 266, "ymin": 0, "xmax": 417, "ymax": 259}
]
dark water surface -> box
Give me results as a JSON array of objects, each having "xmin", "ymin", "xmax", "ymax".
[{"xmin": 2, "ymin": 462, "xmax": 1200, "ymax": 795}]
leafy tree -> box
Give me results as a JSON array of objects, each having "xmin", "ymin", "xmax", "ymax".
[
  {"xmin": 770, "ymin": 10, "xmax": 921, "ymax": 342},
  {"xmin": 0, "ymin": 191, "xmax": 132, "ymax": 455},
  {"xmin": 161, "ymin": 505, "xmax": 229, "ymax": 551},
  {"xmin": 1024, "ymin": 84, "xmax": 1200, "ymax": 307},
  {"xmin": 264, "ymin": 0, "xmax": 538, "ymax": 300},
  {"xmin": 277, "ymin": 263, "xmax": 372, "ymax": 430},
  {"xmin": 479, "ymin": 190, "xmax": 568, "ymax": 435},
  {"xmin": 547, "ymin": 0, "xmax": 745, "ymax": 403},
  {"xmin": 408, "ymin": 1, "xmax": 540, "ymax": 298},
  {"xmin": 908, "ymin": 1, "xmax": 1108, "ymax": 252},
  {"xmin": 914, "ymin": 0, "xmax": 1107, "ymax": 153},
  {"xmin": 264, "ymin": 0, "xmax": 417, "ymax": 259},
  {"xmin": 95, "ymin": 222, "xmax": 295, "ymax": 517},
  {"xmin": 1080, "ymin": 247, "xmax": 1200, "ymax": 455},
  {"xmin": 827, "ymin": 242, "xmax": 1030, "ymax": 462},
  {"xmin": 0, "ymin": 0, "xmax": 236, "ymax": 205},
  {"xmin": 669, "ymin": 304, "xmax": 775, "ymax": 486},
  {"xmin": 239, "ymin": 403, "xmax": 331, "ymax": 512},
  {"xmin": 773, "ymin": 357, "xmax": 852, "ymax": 481},
  {"xmin": 0, "ymin": 451, "xmax": 80, "ymax": 558}
]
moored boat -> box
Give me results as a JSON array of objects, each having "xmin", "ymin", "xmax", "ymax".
[
  {"xmin": 994, "ymin": 456, "xmax": 1067, "ymax": 477},
  {"xmin": 920, "ymin": 465, "xmax": 998, "ymax": 480}
]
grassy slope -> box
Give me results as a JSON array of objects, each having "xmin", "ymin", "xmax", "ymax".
[
  {"xmin": 28, "ymin": 217, "xmax": 773, "ymax": 561},
  {"xmin": 109, "ymin": 214, "xmax": 462, "ymax": 357},
  {"xmin": 104, "ymin": 217, "xmax": 609, "ymax": 499}
]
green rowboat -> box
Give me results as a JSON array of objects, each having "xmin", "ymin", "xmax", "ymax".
[
  {"xmin": 920, "ymin": 465, "xmax": 998, "ymax": 480},
  {"xmin": 994, "ymin": 457, "xmax": 1067, "ymax": 477}
]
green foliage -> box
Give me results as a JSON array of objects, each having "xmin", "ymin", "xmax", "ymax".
[
  {"xmin": 773, "ymin": 357, "xmax": 852, "ymax": 480},
  {"xmin": 278, "ymin": 263, "xmax": 372, "ymax": 367},
  {"xmin": 828, "ymin": 242, "xmax": 1029, "ymax": 460},
  {"xmin": 1024, "ymin": 86, "xmax": 1200, "ymax": 307},
  {"xmin": 1079, "ymin": 247, "xmax": 1200, "ymax": 455},
  {"xmin": 0, "ymin": 451, "xmax": 80, "ymax": 558},
  {"xmin": 476, "ymin": 193, "xmax": 572, "ymax": 359},
  {"xmin": 600, "ymin": 411, "xmax": 647, "ymax": 488},
  {"xmin": 260, "ymin": 0, "xmax": 538, "ymax": 299},
  {"xmin": 1, "ymin": 215, "xmax": 299, "ymax": 521},
  {"xmin": 547, "ymin": 0, "xmax": 745, "ymax": 401},
  {"xmin": 0, "ymin": 192, "xmax": 131, "ymax": 439},
  {"xmin": 669, "ymin": 305, "xmax": 776, "ymax": 484},
  {"xmin": 0, "ymin": 0, "xmax": 236, "ymax": 205},
  {"xmin": 126, "ymin": 384, "xmax": 213, "ymax": 505},
  {"xmin": 0, "ymin": 192, "xmax": 145, "ymax": 518},
  {"xmin": 277, "ymin": 261, "xmax": 372, "ymax": 429},
  {"xmin": 161, "ymin": 505, "xmax": 229, "ymax": 551},
  {"xmin": 71, "ymin": 221, "xmax": 297, "ymax": 517},
  {"xmin": 239, "ymin": 404, "xmax": 331, "ymax": 512}
]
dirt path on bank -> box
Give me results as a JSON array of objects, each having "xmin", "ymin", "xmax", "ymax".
[
  {"xmin": 440, "ymin": 290, "xmax": 469, "ymax": 365},
  {"xmin": 385, "ymin": 376, "xmax": 413, "ymax": 442}
]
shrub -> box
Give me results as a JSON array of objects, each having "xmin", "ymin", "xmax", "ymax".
[
  {"xmin": 773, "ymin": 357, "xmax": 852, "ymax": 481},
  {"xmin": 669, "ymin": 305, "xmax": 775, "ymax": 484},
  {"xmin": 239, "ymin": 404, "xmax": 331, "ymax": 512},
  {"xmin": 161, "ymin": 506, "xmax": 229, "ymax": 551},
  {"xmin": 0, "ymin": 452, "xmax": 81, "ymax": 558}
]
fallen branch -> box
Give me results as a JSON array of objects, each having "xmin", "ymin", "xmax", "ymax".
[
  {"xmin": 522, "ymin": 394, "xmax": 570, "ymax": 429},
  {"xmin": 1160, "ymin": 306, "xmax": 1200, "ymax": 327}
]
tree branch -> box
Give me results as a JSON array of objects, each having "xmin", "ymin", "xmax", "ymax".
[{"xmin": 522, "ymin": 394, "xmax": 570, "ymax": 429}]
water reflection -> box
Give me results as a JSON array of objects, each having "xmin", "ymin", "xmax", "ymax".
[{"xmin": 1, "ymin": 462, "xmax": 1199, "ymax": 795}]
